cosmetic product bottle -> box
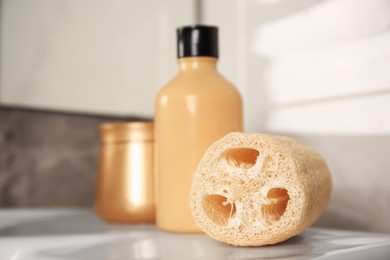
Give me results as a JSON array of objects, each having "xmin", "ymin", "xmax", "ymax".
[{"xmin": 155, "ymin": 25, "xmax": 243, "ymax": 233}]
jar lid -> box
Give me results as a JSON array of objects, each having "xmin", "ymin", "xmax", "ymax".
[{"xmin": 100, "ymin": 122, "xmax": 153, "ymax": 143}]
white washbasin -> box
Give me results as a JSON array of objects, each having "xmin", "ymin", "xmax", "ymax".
[{"xmin": 0, "ymin": 209, "xmax": 389, "ymax": 259}]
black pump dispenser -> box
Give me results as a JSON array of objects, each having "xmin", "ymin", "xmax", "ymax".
[{"xmin": 177, "ymin": 25, "xmax": 218, "ymax": 58}]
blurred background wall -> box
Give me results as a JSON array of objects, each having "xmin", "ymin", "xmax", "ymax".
[
  {"xmin": 0, "ymin": 108, "xmax": 141, "ymax": 207},
  {"xmin": 1, "ymin": 0, "xmax": 389, "ymax": 233}
]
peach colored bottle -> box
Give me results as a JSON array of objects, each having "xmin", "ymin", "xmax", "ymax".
[{"xmin": 155, "ymin": 25, "xmax": 243, "ymax": 233}]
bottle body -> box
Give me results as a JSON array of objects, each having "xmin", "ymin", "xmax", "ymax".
[{"xmin": 155, "ymin": 57, "xmax": 243, "ymax": 233}]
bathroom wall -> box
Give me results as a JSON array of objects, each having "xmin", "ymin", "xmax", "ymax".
[
  {"xmin": 0, "ymin": 107, "xmax": 143, "ymax": 207},
  {"xmin": 203, "ymin": 0, "xmax": 390, "ymax": 233},
  {"xmin": 0, "ymin": 0, "xmax": 187, "ymax": 206},
  {"xmin": 0, "ymin": 0, "xmax": 195, "ymax": 117}
]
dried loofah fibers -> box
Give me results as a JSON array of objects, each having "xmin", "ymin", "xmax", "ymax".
[{"xmin": 190, "ymin": 132, "xmax": 332, "ymax": 246}]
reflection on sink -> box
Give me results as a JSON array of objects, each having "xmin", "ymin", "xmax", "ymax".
[
  {"xmin": 0, "ymin": 214, "xmax": 113, "ymax": 237},
  {"xmin": 0, "ymin": 209, "xmax": 389, "ymax": 260},
  {"xmin": 39, "ymin": 231, "xmax": 314, "ymax": 260}
]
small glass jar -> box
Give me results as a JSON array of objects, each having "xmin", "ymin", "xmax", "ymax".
[{"xmin": 95, "ymin": 122, "xmax": 155, "ymax": 223}]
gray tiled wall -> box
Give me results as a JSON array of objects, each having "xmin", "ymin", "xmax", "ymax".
[{"xmin": 0, "ymin": 107, "xmax": 142, "ymax": 207}]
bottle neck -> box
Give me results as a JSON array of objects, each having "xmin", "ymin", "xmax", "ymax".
[{"xmin": 178, "ymin": 57, "xmax": 218, "ymax": 72}]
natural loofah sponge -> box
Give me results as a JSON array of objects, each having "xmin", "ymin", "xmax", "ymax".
[{"xmin": 190, "ymin": 132, "xmax": 332, "ymax": 246}]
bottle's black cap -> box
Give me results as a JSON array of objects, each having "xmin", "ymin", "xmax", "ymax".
[{"xmin": 177, "ymin": 25, "xmax": 218, "ymax": 58}]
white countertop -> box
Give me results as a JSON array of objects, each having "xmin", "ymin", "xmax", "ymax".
[{"xmin": 0, "ymin": 209, "xmax": 389, "ymax": 260}]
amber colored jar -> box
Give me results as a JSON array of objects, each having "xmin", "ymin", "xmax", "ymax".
[{"xmin": 95, "ymin": 122, "xmax": 155, "ymax": 223}]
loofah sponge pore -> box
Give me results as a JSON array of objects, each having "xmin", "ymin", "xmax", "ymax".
[{"xmin": 190, "ymin": 132, "xmax": 332, "ymax": 246}]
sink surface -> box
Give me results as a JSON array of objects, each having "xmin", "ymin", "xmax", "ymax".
[{"xmin": 0, "ymin": 209, "xmax": 389, "ymax": 259}]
